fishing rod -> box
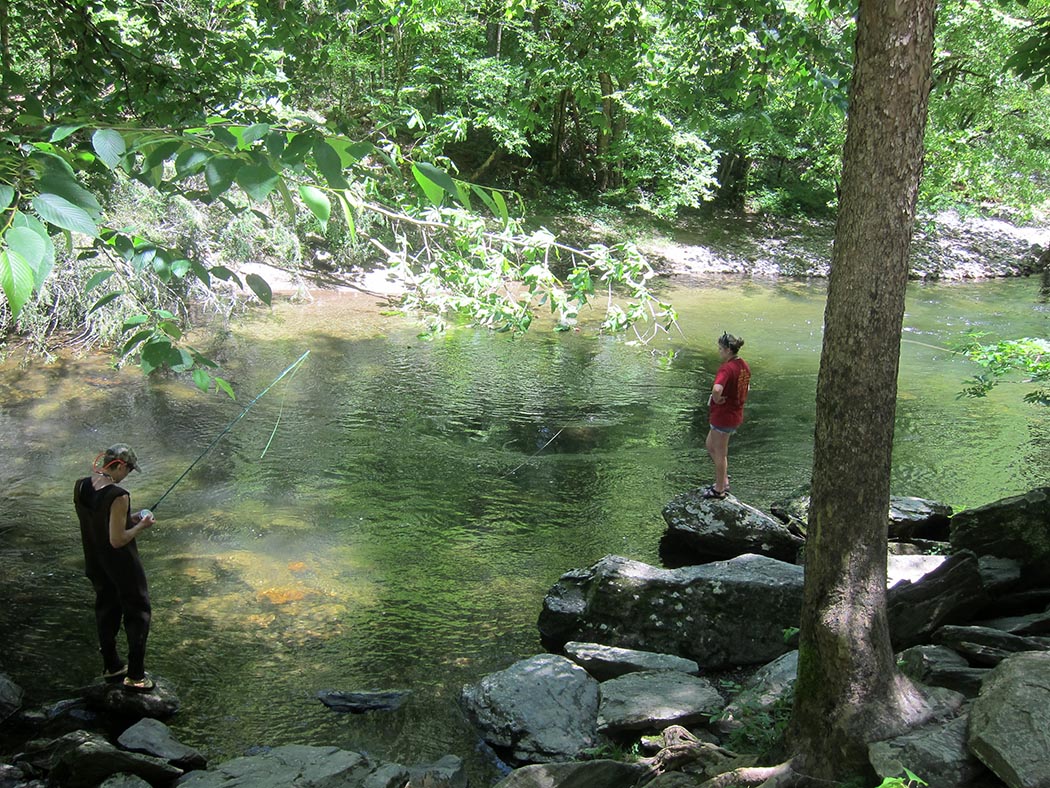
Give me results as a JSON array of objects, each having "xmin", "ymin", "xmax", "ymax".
[{"xmin": 146, "ymin": 350, "xmax": 310, "ymax": 514}]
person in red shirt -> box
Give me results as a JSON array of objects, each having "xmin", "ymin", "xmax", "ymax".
[{"xmin": 704, "ymin": 332, "xmax": 751, "ymax": 499}]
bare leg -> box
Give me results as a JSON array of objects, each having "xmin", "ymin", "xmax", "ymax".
[{"xmin": 705, "ymin": 428, "xmax": 731, "ymax": 492}]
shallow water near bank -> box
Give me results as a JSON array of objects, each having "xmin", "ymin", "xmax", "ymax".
[{"xmin": 1, "ymin": 276, "xmax": 1048, "ymax": 782}]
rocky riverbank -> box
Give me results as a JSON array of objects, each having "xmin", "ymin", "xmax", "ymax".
[{"xmin": 3, "ymin": 487, "xmax": 1050, "ymax": 787}]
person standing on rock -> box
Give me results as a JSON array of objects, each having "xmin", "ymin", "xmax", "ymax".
[
  {"xmin": 73, "ymin": 444, "xmax": 156, "ymax": 691},
  {"xmin": 704, "ymin": 332, "xmax": 750, "ymax": 500}
]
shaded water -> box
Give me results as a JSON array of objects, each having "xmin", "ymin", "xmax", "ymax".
[{"xmin": 1, "ymin": 276, "xmax": 1047, "ymax": 782}]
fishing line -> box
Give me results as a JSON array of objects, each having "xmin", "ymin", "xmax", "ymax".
[
  {"xmin": 500, "ymin": 428, "xmax": 564, "ymax": 478},
  {"xmin": 260, "ymin": 358, "xmax": 307, "ymax": 459},
  {"xmin": 148, "ymin": 350, "xmax": 311, "ymax": 512}
]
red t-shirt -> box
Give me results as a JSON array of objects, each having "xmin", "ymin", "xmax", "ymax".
[{"xmin": 709, "ymin": 357, "xmax": 751, "ymax": 429}]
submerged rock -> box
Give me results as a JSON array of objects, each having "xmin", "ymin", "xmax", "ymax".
[
  {"xmin": 0, "ymin": 673, "xmax": 23, "ymax": 724},
  {"xmin": 316, "ymin": 689, "xmax": 410, "ymax": 714}
]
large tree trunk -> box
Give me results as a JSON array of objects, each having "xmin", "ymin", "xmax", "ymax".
[{"xmin": 790, "ymin": 0, "xmax": 938, "ymax": 781}]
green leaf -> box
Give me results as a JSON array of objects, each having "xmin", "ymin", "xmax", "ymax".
[
  {"xmin": 412, "ymin": 163, "xmax": 444, "ymax": 206},
  {"xmin": 32, "ymin": 193, "xmax": 98, "ymax": 236},
  {"xmin": 212, "ymin": 126, "xmax": 238, "ymax": 150},
  {"xmin": 245, "ymin": 273, "xmax": 272, "ymax": 306},
  {"xmin": 171, "ymin": 258, "xmax": 192, "ymax": 278},
  {"xmin": 121, "ymin": 328, "xmax": 153, "ymax": 357},
  {"xmin": 122, "ymin": 314, "xmax": 149, "ymax": 330},
  {"xmin": 337, "ymin": 194, "xmax": 357, "ymax": 244},
  {"xmin": 0, "ymin": 249, "xmax": 35, "ymax": 318},
  {"xmin": 175, "ymin": 148, "xmax": 211, "ymax": 177},
  {"xmin": 282, "ymin": 132, "xmax": 316, "ymax": 164},
  {"xmin": 6, "ymin": 226, "xmax": 45, "ymax": 273},
  {"xmin": 210, "ymin": 265, "xmax": 243, "ymax": 287},
  {"xmin": 84, "ymin": 270, "xmax": 115, "ymax": 292},
  {"xmin": 13, "ymin": 214, "xmax": 55, "ymax": 288},
  {"xmin": 0, "ymin": 185, "xmax": 14, "ymax": 210},
  {"xmin": 50, "ymin": 124, "xmax": 83, "ymax": 143},
  {"xmin": 158, "ymin": 320, "xmax": 183, "ymax": 340},
  {"xmin": 313, "ymin": 141, "xmax": 349, "ymax": 189},
  {"xmin": 36, "ymin": 174, "xmax": 102, "ymax": 218},
  {"xmin": 214, "ymin": 376, "xmax": 236, "ymax": 399},
  {"xmin": 242, "ymin": 123, "xmax": 271, "ymax": 145},
  {"xmin": 143, "ymin": 139, "xmax": 182, "ymax": 172},
  {"xmin": 193, "ymin": 368, "xmax": 211, "ymax": 392},
  {"xmin": 471, "ymin": 184, "xmax": 499, "ymax": 216},
  {"xmin": 92, "ymin": 129, "xmax": 126, "ymax": 169},
  {"xmin": 88, "ymin": 291, "xmax": 123, "ymax": 313},
  {"xmin": 189, "ymin": 260, "xmax": 211, "ymax": 286},
  {"xmin": 235, "ymin": 163, "xmax": 280, "ymax": 202},
  {"xmin": 492, "ymin": 191, "xmax": 510, "ymax": 225},
  {"xmin": 413, "ymin": 162, "xmax": 461, "ymax": 204},
  {"xmin": 205, "ymin": 157, "xmax": 241, "ymax": 197},
  {"xmin": 299, "ymin": 184, "xmax": 331, "ymax": 230}
]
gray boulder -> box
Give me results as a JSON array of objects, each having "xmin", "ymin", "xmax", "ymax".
[
  {"xmin": 897, "ymin": 645, "xmax": 988, "ymax": 699},
  {"xmin": 117, "ymin": 718, "xmax": 207, "ymax": 771},
  {"xmin": 596, "ymin": 671, "xmax": 723, "ymax": 734},
  {"xmin": 769, "ymin": 488, "xmax": 951, "ymax": 541},
  {"xmin": 977, "ymin": 556, "xmax": 1023, "ymax": 593},
  {"xmin": 492, "ymin": 760, "xmax": 646, "ymax": 788},
  {"xmin": 563, "ymin": 642, "xmax": 699, "ymax": 680},
  {"xmin": 869, "ymin": 716, "xmax": 991, "ymax": 788},
  {"xmin": 933, "ymin": 625, "xmax": 1049, "ymax": 667},
  {"xmin": 660, "ymin": 491, "xmax": 804, "ymax": 564},
  {"xmin": 975, "ymin": 610, "xmax": 1050, "ymax": 636},
  {"xmin": 968, "ymin": 651, "xmax": 1050, "ymax": 788},
  {"xmin": 538, "ymin": 554, "xmax": 804, "ymax": 669},
  {"xmin": 0, "ymin": 673, "xmax": 22, "ymax": 723},
  {"xmin": 459, "ymin": 654, "xmax": 600, "ymax": 764},
  {"xmin": 951, "ymin": 487, "xmax": 1050, "ymax": 583},
  {"xmin": 715, "ymin": 651, "xmax": 797, "ymax": 734},
  {"xmin": 30, "ymin": 730, "xmax": 183, "ymax": 788},
  {"xmin": 888, "ymin": 552, "xmax": 989, "ymax": 649},
  {"xmin": 175, "ymin": 745, "xmax": 380, "ymax": 787}
]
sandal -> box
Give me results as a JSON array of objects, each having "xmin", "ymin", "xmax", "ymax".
[
  {"xmin": 123, "ymin": 675, "xmax": 155, "ymax": 692},
  {"xmin": 701, "ymin": 485, "xmax": 727, "ymax": 500},
  {"xmin": 102, "ymin": 665, "xmax": 128, "ymax": 683}
]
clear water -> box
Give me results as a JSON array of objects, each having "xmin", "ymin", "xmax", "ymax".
[{"xmin": 1, "ymin": 276, "xmax": 1047, "ymax": 782}]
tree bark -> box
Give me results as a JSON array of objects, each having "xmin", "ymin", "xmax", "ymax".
[{"xmin": 790, "ymin": 0, "xmax": 938, "ymax": 781}]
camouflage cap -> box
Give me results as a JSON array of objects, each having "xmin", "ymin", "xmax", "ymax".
[{"xmin": 103, "ymin": 444, "xmax": 141, "ymax": 472}]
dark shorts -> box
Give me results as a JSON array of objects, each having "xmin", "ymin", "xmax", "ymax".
[{"xmin": 709, "ymin": 423, "xmax": 737, "ymax": 435}]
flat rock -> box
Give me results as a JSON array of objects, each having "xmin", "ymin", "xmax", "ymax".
[
  {"xmin": 597, "ymin": 671, "xmax": 723, "ymax": 733},
  {"xmin": 175, "ymin": 745, "xmax": 377, "ymax": 787},
  {"xmin": 933, "ymin": 625, "xmax": 1049, "ymax": 667},
  {"xmin": 28, "ymin": 730, "xmax": 182, "ymax": 788},
  {"xmin": 563, "ymin": 642, "xmax": 699, "ymax": 680},
  {"xmin": 117, "ymin": 718, "xmax": 206, "ymax": 770}
]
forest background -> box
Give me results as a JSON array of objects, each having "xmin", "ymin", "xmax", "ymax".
[{"xmin": 1, "ymin": 0, "xmax": 1049, "ymax": 386}]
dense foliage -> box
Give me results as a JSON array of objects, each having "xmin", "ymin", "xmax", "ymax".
[{"xmin": 1, "ymin": 0, "xmax": 1048, "ymax": 380}]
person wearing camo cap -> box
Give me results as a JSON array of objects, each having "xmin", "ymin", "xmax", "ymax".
[{"xmin": 73, "ymin": 444, "xmax": 157, "ymax": 692}]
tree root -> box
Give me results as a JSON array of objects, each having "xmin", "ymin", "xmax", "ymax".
[
  {"xmin": 697, "ymin": 760, "xmax": 798, "ymax": 788},
  {"xmin": 634, "ymin": 725, "xmax": 741, "ymax": 785}
]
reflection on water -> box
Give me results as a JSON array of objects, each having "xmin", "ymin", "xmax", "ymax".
[{"xmin": 1, "ymin": 277, "xmax": 1047, "ymax": 782}]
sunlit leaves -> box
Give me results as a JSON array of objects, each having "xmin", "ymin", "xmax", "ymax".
[{"xmin": 300, "ymin": 184, "xmax": 331, "ymax": 230}]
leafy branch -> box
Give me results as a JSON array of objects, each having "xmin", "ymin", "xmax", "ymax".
[{"xmin": 958, "ymin": 332, "xmax": 1050, "ymax": 405}]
